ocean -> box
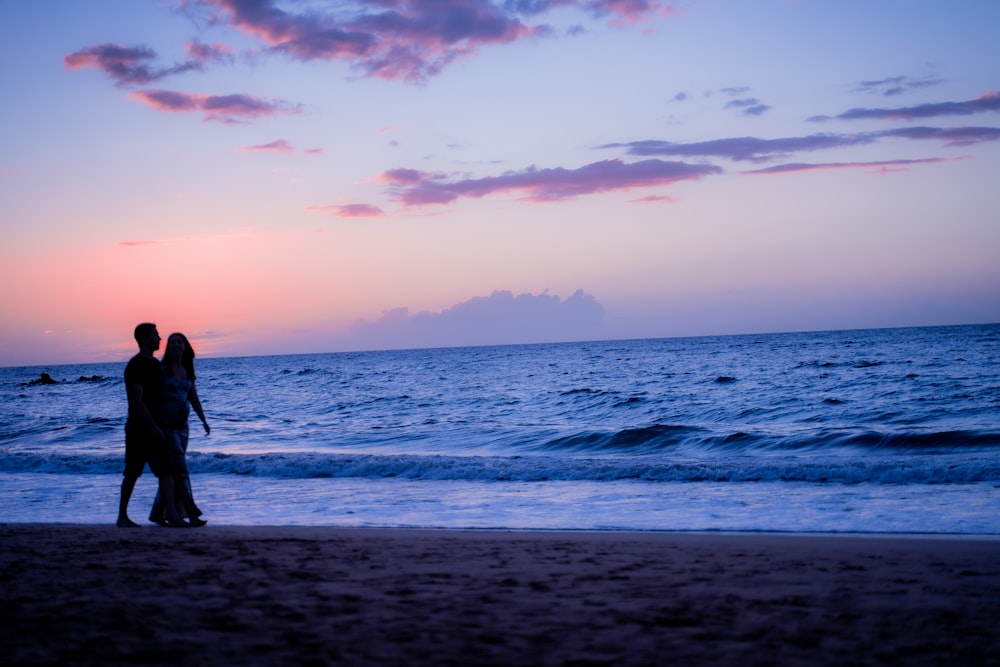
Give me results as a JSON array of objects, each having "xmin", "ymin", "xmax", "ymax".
[{"xmin": 2, "ymin": 324, "xmax": 998, "ymax": 534}]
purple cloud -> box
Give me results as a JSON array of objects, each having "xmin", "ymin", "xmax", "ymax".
[
  {"xmin": 602, "ymin": 125, "xmax": 1000, "ymax": 162},
  {"xmin": 64, "ymin": 43, "xmax": 201, "ymax": 87},
  {"xmin": 379, "ymin": 158, "xmax": 722, "ymax": 206},
  {"xmin": 202, "ymin": 0, "xmax": 538, "ymax": 81},
  {"xmin": 743, "ymin": 156, "xmax": 967, "ymax": 175},
  {"xmin": 129, "ymin": 89, "xmax": 300, "ymax": 123},
  {"xmin": 381, "ymin": 167, "xmax": 427, "ymax": 185},
  {"xmin": 724, "ymin": 98, "xmax": 771, "ymax": 116},
  {"xmin": 852, "ymin": 75, "xmax": 945, "ymax": 97},
  {"xmin": 601, "ymin": 134, "xmax": 876, "ymax": 163},
  {"xmin": 810, "ymin": 91, "xmax": 1000, "ymax": 122},
  {"xmin": 68, "ymin": 1, "xmax": 679, "ymax": 95},
  {"xmin": 195, "ymin": 0, "xmax": 672, "ymax": 82},
  {"xmin": 879, "ymin": 126, "xmax": 1000, "ymax": 146}
]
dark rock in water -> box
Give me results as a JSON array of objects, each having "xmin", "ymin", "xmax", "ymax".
[
  {"xmin": 77, "ymin": 375, "xmax": 105, "ymax": 382},
  {"xmin": 25, "ymin": 373, "xmax": 59, "ymax": 386},
  {"xmin": 714, "ymin": 376, "xmax": 737, "ymax": 383}
]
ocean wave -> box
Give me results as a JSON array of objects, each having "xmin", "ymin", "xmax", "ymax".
[
  {"xmin": 538, "ymin": 424, "xmax": 703, "ymax": 453},
  {"xmin": 533, "ymin": 425, "xmax": 1000, "ymax": 455},
  {"xmin": 3, "ymin": 450, "xmax": 998, "ymax": 485}
]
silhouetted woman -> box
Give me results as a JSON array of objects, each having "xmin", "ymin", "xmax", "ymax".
[{"xmin": 149, "ymin": 332, "xmax": 209, "ymax": 526}]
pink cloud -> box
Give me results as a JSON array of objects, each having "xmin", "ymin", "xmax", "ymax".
[
  {"xmin": 305, "ymin": 204, "xmax": 385, "ymax": 218},
  {"xmin": 185, "ymin": 39, "xmax": 235, "ymax": 63},
  {"xmin": 585, "ymin": 0, "xmax": 681, "ymax": 27},
  {"xmin": 237, "ymin": 139, "xmax": 324, "ymax": 154},
  {"xmin": 239, "ymin": 139, "xmax": 296, "ymax": 153},
  {"xmin": 128, "ymin": 89, "xmax": 299, "ymax": 123},
  {"xmin": 630, "ymin": 194, "xmax": 678, "ymax": 204},
  {"xmin": 742, "ymin": 156, "xmax": 968, "ymax": 175},
  {"xmin": 118, "ymin": 240, "xmax": 160, "ymax": 247},
  {"xmin": 64, "ymin": 43, "xmax": 200, "ymax": 87},
  {"xmin": 380, "ymin": 158, "xmax": 722, "ymax": 206},
  {"xmin": 379, "ymin": 167, "xmax": 426, "ymax": 185}
]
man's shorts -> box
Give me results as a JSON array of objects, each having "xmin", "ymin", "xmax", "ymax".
[{"xmin": 124, "ymin": 425, "xmax": 169, "ymax": 479}]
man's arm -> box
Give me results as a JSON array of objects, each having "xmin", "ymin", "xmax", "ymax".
[{"xmin": 127, "ymin": 382, "xmax": 163, "ymax": 441}]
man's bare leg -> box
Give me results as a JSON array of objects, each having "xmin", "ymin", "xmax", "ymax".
[{"xmin": 117, "ymin": 476, "xmax": 141, "ymax": 527}]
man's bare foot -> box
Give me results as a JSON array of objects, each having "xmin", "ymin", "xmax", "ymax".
[{"xmin": 117, "ymin": 517, "xmax": 141, "ymax": 528}]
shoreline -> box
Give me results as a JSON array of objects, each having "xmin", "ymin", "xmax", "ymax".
[
  {"xmin": 4, "ymin": 524, "xmax": 999, "ymax": 665},
  {"xmin": 4, "ymin": 520, "xmax": 1000, "ymax": 538}
]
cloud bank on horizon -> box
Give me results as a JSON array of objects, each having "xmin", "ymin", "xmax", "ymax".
[
  {"xmin": 1, "ymin": 0, "xmax": 997, "ymax": 364},
  {"xmin": 350, "ymin": 289, "xmax": 605, "ymax": 350}
]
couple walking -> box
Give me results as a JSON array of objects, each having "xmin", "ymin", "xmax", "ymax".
[{"xmin": 116, "ymin": 323, "xmax": 210, "ymax": 528}]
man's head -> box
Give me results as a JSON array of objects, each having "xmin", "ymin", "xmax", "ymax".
[{"xmin": 133, "ymin": 322, "xmax": 161, "ymax": 353}]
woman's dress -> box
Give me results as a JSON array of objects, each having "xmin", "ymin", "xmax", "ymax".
[{"xmin": 149, "ymin": 375, "xmax": 202, "ymax": 521}]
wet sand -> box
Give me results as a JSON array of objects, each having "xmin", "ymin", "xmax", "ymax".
[{"xmin": 2, "ymin": 524, "xmax": 998, "ymax": 666}]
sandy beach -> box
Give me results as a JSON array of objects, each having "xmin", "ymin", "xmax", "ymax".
[{"xmin": 2, "ymin": 525, "xmax": 998, "ymax": 666}]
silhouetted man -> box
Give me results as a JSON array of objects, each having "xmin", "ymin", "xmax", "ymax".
[{"xmin": 117, "ymin": 322, "xmax": 185, "ymax": 527}]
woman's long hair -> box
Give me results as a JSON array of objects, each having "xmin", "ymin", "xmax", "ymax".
[{"xmin": 162, "ymin": 332, "xmax": 196, "ymax": 381}]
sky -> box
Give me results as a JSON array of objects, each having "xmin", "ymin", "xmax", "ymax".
[{"xmin": 1, "ymin": 0, "xmax": 998, "ymax": 366}]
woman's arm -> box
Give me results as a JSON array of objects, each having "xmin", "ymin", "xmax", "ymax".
[{"xmin": 188, "ymin": 383, "xmax": 210, "ymax": 435}]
